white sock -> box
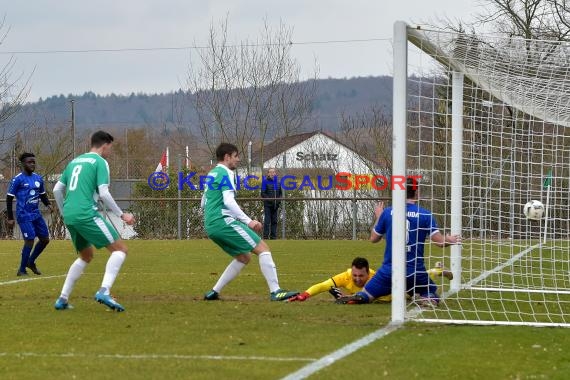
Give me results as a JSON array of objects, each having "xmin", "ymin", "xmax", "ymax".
[
  {"xmin": 60, "ymin": 258, "xmax": 88, "ymax": 300},
  {"xmin": 258, "ymin": 252, "xmax": 280, "ymax": 293},
  {"xmin": 100, "ymin": 251, "xmax": 127, "ymax": 295},
  {"xmin": 212, "ymin": 259, "xmax": 246, "ymax": 293}
]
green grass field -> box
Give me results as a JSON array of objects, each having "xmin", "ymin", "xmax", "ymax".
[{"xmin": 1, "ymin": 240, "xmax": 569, "ymax": 379}]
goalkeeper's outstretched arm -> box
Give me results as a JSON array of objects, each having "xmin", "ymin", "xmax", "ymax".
[{"xmin": 289, "ymin": 278, "xmax": 337, "ymax": 302}]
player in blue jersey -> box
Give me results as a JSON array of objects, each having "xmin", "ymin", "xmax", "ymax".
[
  {"xmin": 6, "ymin": 153, "xmax": 53, "ymax": 276},
  {"xmin": 337, "ymin": 177, "xmax": 461, "ymax": 306}
]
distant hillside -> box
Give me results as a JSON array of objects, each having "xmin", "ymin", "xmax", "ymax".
[{"xmin": 7, "ymin": 76, "xmax": 393, "ymax": 135}]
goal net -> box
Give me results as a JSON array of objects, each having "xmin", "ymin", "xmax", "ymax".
[{"xmin": 392, "ymin": 22, "xmax": 570, "ymax": 327}]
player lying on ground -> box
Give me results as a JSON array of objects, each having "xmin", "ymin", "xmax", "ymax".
[
  {"xmin": 337, "ymin": 178, "xmax": 461, "ymax": 306},
  {"xmin": 289, "ymin": 257, "xmax": 452, "ymax": 303}
]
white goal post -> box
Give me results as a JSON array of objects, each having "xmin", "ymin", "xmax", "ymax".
[{"xmin": 392, "ymin": 21, "xmax": 570, "ymax": 327}]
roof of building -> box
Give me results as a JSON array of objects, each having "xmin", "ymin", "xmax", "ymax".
[
  {"xmin": 251, "ymin": 131, "xmax": 382, "ymax": 167},
  {"xmin": 251, "ymin": 131, "xmax": 320, "ymax": 165}
]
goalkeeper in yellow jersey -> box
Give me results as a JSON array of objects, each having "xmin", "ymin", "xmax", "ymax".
[
  {"xmin": 289, "ymin": 257, "xmax": 392, "ymax": 302},
  {"xmin": 289, "ymin": 256, "xmax": 453, "ymax": 303}
]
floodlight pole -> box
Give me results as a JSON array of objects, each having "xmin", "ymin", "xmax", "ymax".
[
  {"xmin": 281, "ymin": 153, "xmax": 287, "ymax": 240},
  {"xmin": 125, "ymin": 129, "xmax": 129, "ymax": 179},
  {"xmin": 248, "ymin": 140, "xmax": 252, "ymax": 175},
  {"xmin": 70, "ymin": 99, "xmax": 76, "ymax": 157}
]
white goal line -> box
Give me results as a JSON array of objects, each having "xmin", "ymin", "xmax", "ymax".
[
  {"xmin": 460, "ymin": 243, "xmax": 541, "ymax": 291},
  {"xmin": 280, "ymin": 322, "xmax": 401, "ymax": 380}
]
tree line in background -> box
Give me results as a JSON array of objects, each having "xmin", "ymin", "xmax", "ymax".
[
  {"xmin": 1, "ymin": 1, "xmax": 569, "ymax": 187},
  {"xmin": 0, "ymin": 20, "xmax": 391, "ymax": 183}
]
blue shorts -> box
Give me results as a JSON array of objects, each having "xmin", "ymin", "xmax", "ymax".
[
  {"xmin": 362, "ymin": 269, "xmax": 438, "ymax": 299},
  {"xmin": 18, "ymin": 217, "xmax": 49, "ymax": 240}
]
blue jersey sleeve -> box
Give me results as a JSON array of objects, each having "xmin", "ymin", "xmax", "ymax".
[
  {"xmin": 38, "ymin": 176, "xmax": 46, "ymax": 195},
  {"xmin": 374, "ymin": 208, "xmax": 391, "ymax": 236},
  {"xmin": 7, "ymin": 176, "xmax": 20, "ymax": 196}
]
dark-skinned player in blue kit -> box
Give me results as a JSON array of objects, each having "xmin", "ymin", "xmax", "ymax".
[{"xmin": 6, "ymin": 153, "xmax": 53, "ymax": 276}]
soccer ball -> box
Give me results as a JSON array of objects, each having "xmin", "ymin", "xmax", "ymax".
[{"xmin": 523, "ymin": 200, "xmax": 544, "ymax": 220}]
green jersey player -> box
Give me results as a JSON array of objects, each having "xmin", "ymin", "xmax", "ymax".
[
  {"xmin": 53, "ymin": 131, "xmax": 135, "ymax": 312},
  {"xmin": 202, "ymin": 143, "xmax": 298, "ymax": 302}
]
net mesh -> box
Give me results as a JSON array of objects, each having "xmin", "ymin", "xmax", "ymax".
[{"xmin": 404, "ymin": 26, "xmax": 570, "ymax": 326}]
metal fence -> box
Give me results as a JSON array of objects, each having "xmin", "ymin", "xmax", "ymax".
[
  {"xmin": 1, "ymin": 177, "xmax": 388, "ymax": 240},
  {"xmin": 0, "ymin": 197, "xmax": 385, "ymax": 241}
]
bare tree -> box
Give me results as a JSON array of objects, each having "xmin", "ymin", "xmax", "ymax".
[
  {"xmin": 339, "ymin": 106, "xmax": 392, "ymax": 174},
  {"xmin": 247, "ymin": 21, "xmax": 317, "ymax": 166},
  {"xmin": 0, "ymin": 16, "xmax": 31, "ymax": 144},
  {"xmin": 187, "ymin": 18, "xmax": 249, "ymax": 155},
  {"xmin": 111, "ymin": 128, "xmax": 160, "ymax": 178},
  {"xmin": 469, "ymin": 0, "xmax": 569, "ymax": 40},
  {"xmin": 27, "ymin": 124, "xmax": 74, "ymax": 178},
  {"xmin": 272, "ymin": 71, "xmax": 317, "ymax": 138},
  {"xmin": 186, "ymin": 17, "xmax": 316, "ymax": 168}
]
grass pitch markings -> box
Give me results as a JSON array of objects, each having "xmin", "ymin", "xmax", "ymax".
[
  {"xmin": 462, "ymin": 243, "xmax": 541, "ymax": 290},
  {"xmin": 0, "ymin": 274, "xmax": 65, "ymax": 286},
  {"xmin": 0, "ymin": 352, "xmax": 316, "ymax": 362},
  {"xmin": 280, "ymin": 322, "xmax": 401, "ymax": 380}
]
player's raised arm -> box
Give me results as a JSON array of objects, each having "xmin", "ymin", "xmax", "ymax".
[{"xmin": 370, "ymin": 201, "xmax": 386, "ymax": 243}]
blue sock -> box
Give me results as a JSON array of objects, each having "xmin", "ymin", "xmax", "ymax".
[
  {"xmin": 19, "ymin": 244, "xmax": 33, "ymax": 272},
  {"xmin": 29, "ymin": 241, "xmax": 48, "ymax": 264}
]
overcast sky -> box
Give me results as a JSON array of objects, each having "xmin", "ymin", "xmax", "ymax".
[{"xmin": 1, "ymin": 0, "xmax": 480, "ymax": 102}]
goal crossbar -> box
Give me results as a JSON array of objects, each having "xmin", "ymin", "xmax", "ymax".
[{"xmin": 407, "ymin": 27, "xmax": 570, "ymax": 128}]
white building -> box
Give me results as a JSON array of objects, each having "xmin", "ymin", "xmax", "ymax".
[
  {"xmin": 250, "ymin": 131, "xmax": 381, "ymax": 175},
  {"xmin": 248, "ymin": 131, "xmax": 385, "ymax": 238}
]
